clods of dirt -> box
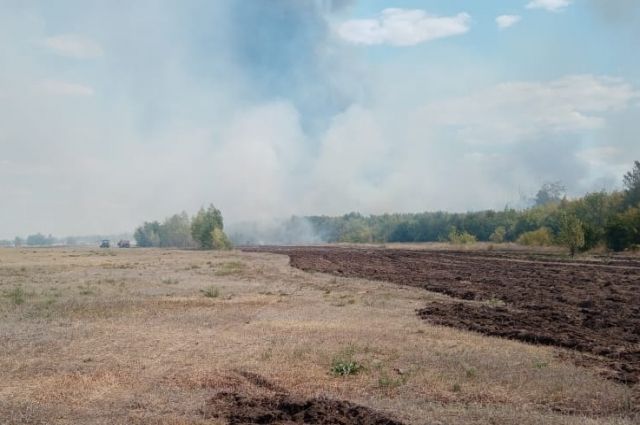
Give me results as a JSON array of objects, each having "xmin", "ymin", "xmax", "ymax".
[
  {"xmin": 203, "ymin": 391, "xmax": 404, "ymax": 425},
  {"xmin": 200, "ymin": 370, "xmax": 405, "ymax": 425}
]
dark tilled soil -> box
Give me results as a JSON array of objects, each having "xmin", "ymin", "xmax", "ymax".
[
  {"xmin": 202, "ymin": 370, "xmax": 404, "ymax": 425},
  {"xmin": 204, "ymin": 392, "xmax": 404, "ymax": 425},
  {"xmin": 245, "ymin": 246, "xmax": 640, "ymax": 384}
]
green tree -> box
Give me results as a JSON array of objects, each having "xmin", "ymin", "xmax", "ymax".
[
  {"xmin": 489, "ymin": 226, "xmax": 506, "ymax": 243},
  {"xmin": 606, "ymin": 207, "xmax": 640, "ymax": 252},
  {"xmin": 158, "ymin": 212, "xmax": 194, "ymax": 248},
  {"xmin": 134, "ymin": 221, "xmax": 160, "ymax": 247},
  {"xmin": 190, "ymin": 205, "xmax": 230, "ymax": 250},
  {"xmin": 26, "ymin": 233, "xmax": 55, "ymax": 246},
  {"xmin": 558, "ymin": 213, "xmax": 585, "ymax": 257},
  {"xmin": 623, "ymin": 160, "xmax": 640, "ymax": 207},
  {"xmin": 534, "ymin": 181, "xmax": 566, "ymax": 206},
  {"xmin": 211, "ymin": 227, "xmax": 232, "ymax": 250}
]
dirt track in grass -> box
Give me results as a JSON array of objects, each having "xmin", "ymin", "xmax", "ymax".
[{"xmin": 246, "ymin": 246, "xmax": 640, "ymax": 384}]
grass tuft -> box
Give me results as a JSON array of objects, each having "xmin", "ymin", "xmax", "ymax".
[
  {"xmin": 201, "ymin": 285, "xmax": 220, "ymax": 298},
  {"xmin": 6, "ymin": 287, "xmax": 26, "ymax": 305},
  {"xmin": 214, "ymin": 261, "xmax": 245, "ymax": 276}
]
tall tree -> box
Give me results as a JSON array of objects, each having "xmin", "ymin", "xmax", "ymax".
[
  {"xmin": 190, "ymin": 205, "xmax": 230, "ymax": 250},
  {"xmin": 159, "ymin": 212, "xmax": 194, "ymax": 248},
  {"xmin": 623, "ymin": 160, "xmax": 640, "ymax": 207},
  {"xmin": 558, "ymin": 213, "xmax": 585, "ymax": 257},
  {"xmin": 134, "ymin": 221, "xmax": 160, "ymax": 247},
  {"xmin": 534, "ymin": 181, "xmax": 566, "ymax": 206}
]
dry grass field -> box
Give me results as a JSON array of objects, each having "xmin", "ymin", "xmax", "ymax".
[{"xmin": 0, "ymin": 247, "xmax": 637, "ymax": 424}]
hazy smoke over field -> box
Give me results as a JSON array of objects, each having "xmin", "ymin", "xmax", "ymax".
[
  {"xmin": 227, "ymin": 217, "xmax": 322, "ymax": 246},
  {"xmin": 0, "ymin": 1, "xmax": 639, "ymax": 239}
]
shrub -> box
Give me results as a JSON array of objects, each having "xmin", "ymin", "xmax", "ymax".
[
  {"xmin": 448, "ymin": 228, "xmax": 477, "ymax": 244},
  {"xmin": 489, "ymin": 226, "xmax": 506, "ymax": 243},
  {"xmin": 516, "ymin": 227, "xmax": 554, "ymax": 246},
  {"xmin": 558, "ymin": 213, "xmax": 585, "ymax": 256}
]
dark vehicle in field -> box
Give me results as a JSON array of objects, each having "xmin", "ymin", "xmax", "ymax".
[
  {"xmin": 99, "ymin": 240, "xmax": 110, "ymax": 248},
  {"xmin": 118, "ymin": 240, "xmax": 131, "ymax": 248}
]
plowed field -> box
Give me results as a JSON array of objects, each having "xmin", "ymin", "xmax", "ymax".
[{"xmin": 247, "ymin": 246, "xmax": 640, "ymax": 384}]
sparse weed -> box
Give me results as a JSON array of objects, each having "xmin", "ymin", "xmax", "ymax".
[
  {"xmin": 260, "ymin": 349, "xmax": 273, "ymax": 361},
  {"xmin": 331, "ymin": 358, "xmax": 361, "ymax": 376},
  {"xmin": 79, "ymin": 286, "xmax": 95, "ymax": 296},
  {"xmin": 534, "ymin": 361, "xmax": 549, "ymax": 369},
  {"xmin": 331, "ymin": 346, "xmax": 362, "ymax": 376},
  {"xmin": 214, "ymin": 261, "xmax": 245, "ymax": 276},
  {"xmin": 162, "ymin": 278, "xmax": 180, "ymax": 285},
  {"xmin": 487, "ymin": 296, "xmax": 505, "ymax": 307},
  {"xmin": 465, "ymin": 367, "xmax": 477, "ymax": 379},
  {"xmin": 378, "ymin": 373, "xmax": 407, "ymax": 390},
  {"xmin": 291, "ymin": 347, "xmax": 308, "ymax": 360},
  {"xmin": 6, "ymin": 287, "xmax": 26, "ymax": 305},
  {"xmin": 452, "ymin": 383, "xmax": 462, "ymax": 392},
  {"xmin": 201, "ymin": 285, "xmax": 220, "ymax": 298}
]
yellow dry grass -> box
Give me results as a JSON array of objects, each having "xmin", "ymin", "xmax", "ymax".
[{"xmin": 0, "ymin": 247, "xmax": 636, "ymax": 424}]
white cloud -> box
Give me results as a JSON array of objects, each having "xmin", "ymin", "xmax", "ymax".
[
  {"xmin": 39, "ymin": 80, "xmax": 94, "ymax": 96},
  {"xmin": 417, "ymin": 75, "xmax": 638, "ymax": 144},
  {"xmin": 43, "ymin": 34, "xmax": 103, "ymax": 59},
  {"xmin": 526, "ymin": 0, "xmax": 572, "ymax": 12},
  {"xmin": 496, "ymin": 15, "xmax": 522, "ymax": 29},
  {"xmin": 337, "ymin": 8, "xmax": 471, "ymax": 46}
]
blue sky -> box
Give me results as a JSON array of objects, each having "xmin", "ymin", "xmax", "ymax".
[{"xmin": 1, "ymin": 0, "xmax": 639, "ymax": 238}]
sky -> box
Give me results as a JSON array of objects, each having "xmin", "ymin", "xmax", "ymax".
[{"xmin": 1, "ymin": 0, "xmax": 639, "ymax": 238}]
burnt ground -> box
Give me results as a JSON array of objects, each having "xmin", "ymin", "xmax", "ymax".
[
  {"xmin": 245, "ymin": 246, "xmax": 640, "ymax": 384},
  {"xmin": 202, "ymin": 371, "xmax": 404, "ymax": 425}
]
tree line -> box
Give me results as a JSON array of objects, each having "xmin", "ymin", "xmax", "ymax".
[
  {"xmin": 134, "ymin": 204, "xmax": 232, "ymax": 250},
  {"xmin": 3, "ymin": 234, "xmax": 70, "ymax": 247},
  {"xmin": 301, "ymin": 161, "xmax": 640, "ymax": 254}
]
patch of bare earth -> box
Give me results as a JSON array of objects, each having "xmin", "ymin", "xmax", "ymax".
[{"xmin": 202, "ymin": 371, "xmax": 403, "ymax": 424}]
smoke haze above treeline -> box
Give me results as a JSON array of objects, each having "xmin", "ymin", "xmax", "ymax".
[{"xmin": 1, "ymin": 0, "xmax": 639, "ymax": 239}]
